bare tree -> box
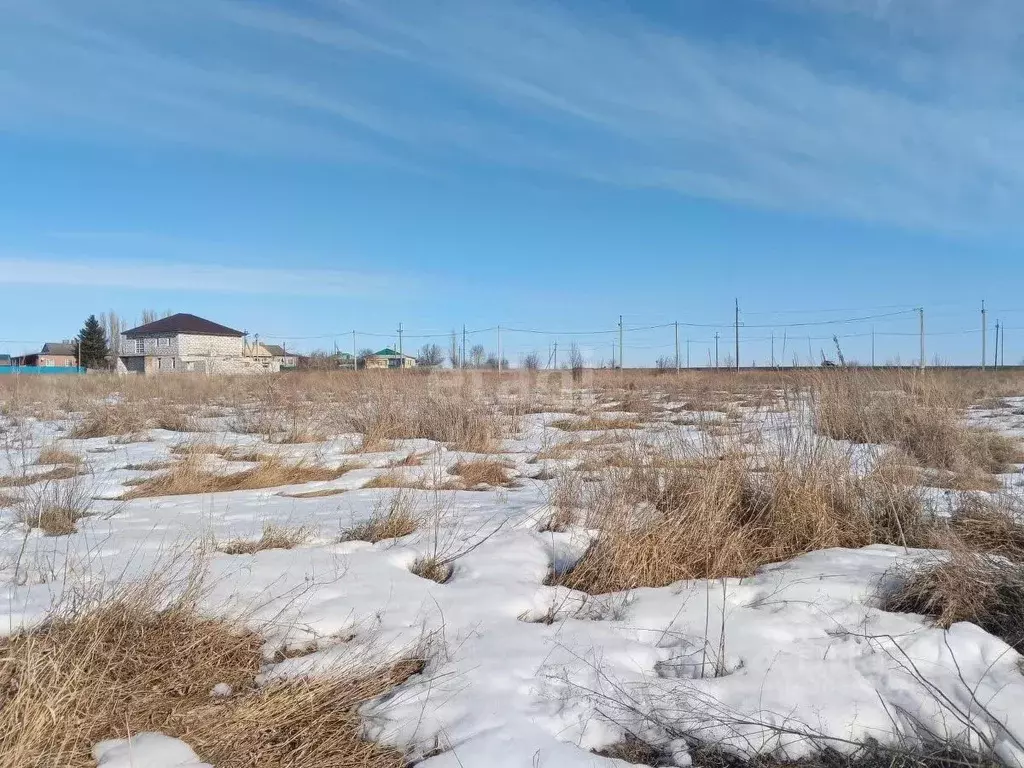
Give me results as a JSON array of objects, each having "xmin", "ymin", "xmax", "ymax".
[
  {"xmin": 521, "ymin": 351, "xmax": 540, "ymax": 371},
  {"xmin": 470, "ymin": 344, "xmax": 486, "ymax": 368},
  {"xmin": 485, "ymin": 353, "xmax": 509, "ymax": 370},
  {"xmin": 655, "ymin": 356, "xmax": 674, "ymax": 370},
  {"xmin": 448, "ymin": 331, "xmax": 460, "ymax": 369},
  {"xmin": 568, "ymin": 343, "xmax": 585, "ymax": 383},
  {"xmin": 417, "ymin": 343, "xmax": 444, "ymax": 368}
]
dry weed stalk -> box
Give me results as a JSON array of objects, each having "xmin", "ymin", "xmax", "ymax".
[{"xmin": 219, "ymin": 523, "xmax": 312, "ymax": 555}]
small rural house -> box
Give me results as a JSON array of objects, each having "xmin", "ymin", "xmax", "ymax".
[
  {"xmin": 263, "ymin": 344, "xmax": 298, "ymax": 369},
  {"xmin": 117, "ymin": 313, "xmax": 279, "ymax": 375},
  {"xmin": 364, "ymin": 347, "xmax": 418, "ymax": 370},
  {"xmin": 0, "ymin": 354, "xmax": 11, "ymax": 367},
  {"xmin": 14, "ymin": 342, "xmax": 78, "ymax": 368}
]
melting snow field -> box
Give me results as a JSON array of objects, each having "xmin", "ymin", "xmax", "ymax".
[{"xmin": 2, "ymin": 388, "xmax": 1024, "ymax": 767}]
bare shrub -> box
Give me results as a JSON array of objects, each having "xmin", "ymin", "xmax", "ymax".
[
  {"xmin": 0, "ymin": 584, "xmax": 417, "ymax": 767},
  {"xmin": 342, "ymin": 490, "xmax": 422, "ymax": 543},
  {"xmin": 882, "ymin": 553, "xmax": 1024, "ymax": 653},
  {"xmin": 219, "ymin": 523, "xmax": 311, "ymax": 555}
]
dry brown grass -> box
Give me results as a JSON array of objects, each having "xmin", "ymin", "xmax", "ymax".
[
  {"xmin": 0, "ymin": 587, "xmax": 418, "ymax": 767},
  {"xmin": 410, "ymin": 556, "xmax": 453, "ymax": 584},
  {"xmin": 450, "ymin": 459, "xmax": 516, "ymax": 488},
  {"xmin": 0, "ymin": 491, "xmax": 20, "ymax": 508},
  {"xmin": 348, "ymin": 376, "xmax": 504, "ymax": 452},
  {"xmin": 0, "ymin": 464, "xmax": 82, "ymax": 488},
  {"xmin": 552, "ymin": 445, "xmax": 931, "ymax": 594},
  {"xmin": 121, "ymin": 457, "xmax": 357, "ymax": 499},
  {"xmin": 68, "ymin": 401, "xmax": 146, "ymax": 439},
  {"xmin": 882, "ymin": 553, "xmax": 1024, "ymax": 653},
  {"xmin": 551, "ymin": 415, "xmax": 642, "ymax": 432},
  {"xmin": 361, "ymin": 470, "xmax": 431, "ymax": 491},
  {"xmin": 814, "ymin": 372, "xmax": 1024, "ymax": 487},
  {"xmin": 35, "ymin": 445, "xmax": 82, "ymax": 466},
  {"xmin": 342, "ymin": 490, "xmax": 422, "ymax": 543},
  {"xmin": 219, "ymin": 523, "xmax": 311, "ymax": 554}
]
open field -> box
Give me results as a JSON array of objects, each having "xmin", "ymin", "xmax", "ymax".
[{"xmin": 2, "ymin": 369, "xmax": 1024, "ymax": 767}]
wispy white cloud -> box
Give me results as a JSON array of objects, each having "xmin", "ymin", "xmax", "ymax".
[
  {"xmin": 0, "ymin": 254, "xmax": 398, "ymax": 297},
  {"xmin": 2, "ymin": 0, "xmax": 1023, "ymax": 233}
]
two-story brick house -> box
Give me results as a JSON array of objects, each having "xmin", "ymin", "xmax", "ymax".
[{"xmin": 117, "ymin": 313, "xmax": 278, "ymax": 375}]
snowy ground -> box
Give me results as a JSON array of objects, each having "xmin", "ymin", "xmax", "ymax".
[{"xmin": 2, "ymin": 390, "xmax": 1024, "ymax": 767}]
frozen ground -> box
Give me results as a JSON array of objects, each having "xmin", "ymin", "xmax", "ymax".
[{"xmin": 2, "ymin": 392, "xmax": 1024, "ymax": 766}]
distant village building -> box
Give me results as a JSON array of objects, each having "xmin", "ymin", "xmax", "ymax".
[
  {"xmin": 364, "ymin": 348, "xmax": 418, "ymax": 370},
  {"xmin": 13, "ymin": 342, "xmax": 79, "ymax": 368},
  {"xmin": 263, "ymin": 344, "xmax": 298, "ymax": 369},
  {"xmin": 116, "ymin": 313, "xmax": 280, "ymax": 375}
]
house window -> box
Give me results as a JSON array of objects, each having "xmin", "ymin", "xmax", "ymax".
[
  {"xmin": 135, "ymin": 339, "xmax": 145, "ymax": 354},
  {"xmin": 44, "ymin": 359, "xmax": 55, "ymax": 367},
  {"xmin": 158, "ymin": 337, "xmax": 170, "ymax": 347}
]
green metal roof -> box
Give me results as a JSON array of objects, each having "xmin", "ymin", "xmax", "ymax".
[{"xmin": 375, "ymin": 347, "xmax": 400, "ymax": 356}]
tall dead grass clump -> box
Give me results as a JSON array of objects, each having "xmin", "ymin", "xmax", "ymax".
[
  {"xmin": 349, "ymin": 377, "xmax": 500, "ymax": 452},
  {"xmin": 813, "ymin": 372, "xmax": 1022, "ymax": 484},
  {"xmin": 882, "ymin": 552, "xmax": 1024, "ymax": 653},
  {"xmin": 553, "ymin": 445, "xmax": 928, "ymax": 594},
  {"xmin": 0, "ymin": 582, "xmax": 417, "ymax": 767},
  {"xmin": 15, "ymin": 474, "xmax": 98, "ymax": 536},
  {"xmin": 342, "ymin": 490, "xmax": 422, "ymax": 543},
  {"xmin": 68, "ymin": 400, "xmax": 146, "ymax": 439}
]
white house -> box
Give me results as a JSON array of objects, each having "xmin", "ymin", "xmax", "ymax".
[{"xmin": 117, "ymin": 314, "xmax": 279, "ymax": 375}]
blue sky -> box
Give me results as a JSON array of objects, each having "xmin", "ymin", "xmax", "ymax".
[{"xmin": 1, "ymin": 0, "xmax": 1022, "ymax": 365}]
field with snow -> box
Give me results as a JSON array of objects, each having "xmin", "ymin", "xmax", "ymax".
[{"xmin": 2, "ymin": 369, "xmax": 1024, "ymax": 768}]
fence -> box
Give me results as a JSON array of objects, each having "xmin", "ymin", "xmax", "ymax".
[{"xmin": 0, "ymin": 366, "xmax": 86, "ymax": 376}]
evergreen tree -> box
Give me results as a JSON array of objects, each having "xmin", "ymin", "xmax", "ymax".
[{"xmin": 76, "ymin": 315, "xmax": 109, "ymax": 370}]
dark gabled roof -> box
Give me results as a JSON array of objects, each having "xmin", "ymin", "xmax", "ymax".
[
  {"xmin": 124, "ymin": 313, "xmax": 244, "ymax": 338},
  {"xmin": 263, "ymin": 344, "xmax": 288, "ymax": 357},
  {"xmin": 42, "ymin": 343, "xmax": 77, "ymax": 356}
]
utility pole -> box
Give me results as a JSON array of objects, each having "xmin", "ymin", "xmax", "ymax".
[
  {"xmin": 981, "ymin": 301, "xmax": 987, "ymax": 370},
  {"xmin": 918, "ymin": 308, "xmax": 925, "ymax": 371},
  {"xmin": 618, "ymin": 315, "xmax": 623, "ymax": 371},
  {"xmin": 352, "ymin": 330, "xmax": 357, "ymax": 371},
  {"xmin": 714, "ymin": 332, "xmax": 720, "ymax": 369},
  {"xmin": 674, "ymin": 321, "xmax": 679, "ymax": 373},
  {"xmin": 397, "ymin": 322, "xmax": 403, "ymax": 358},
  {"xmin": 734, "ymin": 298, "xmax": 740, "ymax": 371},
  {"xmin": 462, "ymin": 325, "xmax": 466, "ymax": 370},
  {"xmin": 686, "ymin": 338, "xmax": 691, "ymax": 369},
  {"xmin": 553, "ymin": 341, "xmax": 558, "ymax": 369},
  {"xmin": 991, "ymin": 321, "xmax": 999, "ymax": 370}
]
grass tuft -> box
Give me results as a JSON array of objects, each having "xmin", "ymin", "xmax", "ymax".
[
  {"xmin": 342, "ymin": 490, "xmax": 422, "ymax": 543},
  {"xmin": 0, "ymin": 585, "xmax": 417, "ymax": 768},
  {"xmin": 219, "ymin": 523, "xmax": 311, "ymax": 555}
]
